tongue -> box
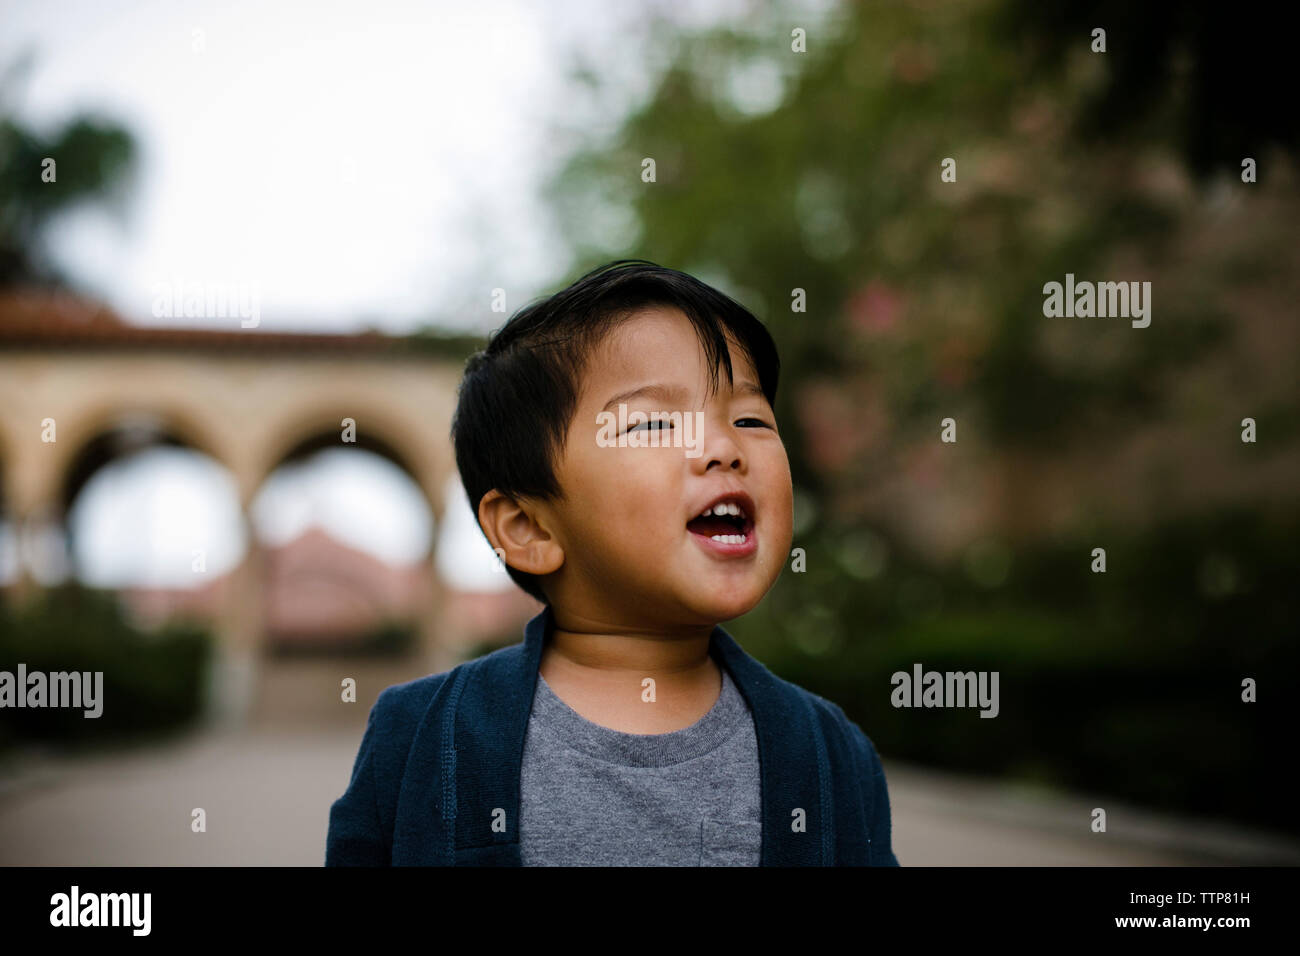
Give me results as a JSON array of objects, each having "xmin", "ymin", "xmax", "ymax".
[{"xmin": 687, "ymin": 515, "xmax": 738, "ymax": 536}]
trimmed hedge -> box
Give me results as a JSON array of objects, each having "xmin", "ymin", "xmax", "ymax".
[
  {"xmin": 731, "ymin": 508, "xmax": 1298, "ymax": 835},
  {"xmin": 0, "ymin": 582, "xmax": 212, "ymax": 752}
]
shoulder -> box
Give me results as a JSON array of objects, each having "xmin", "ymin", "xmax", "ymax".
[
  {"xmin": 367, "ymin": 639, "xmax": 526, "ymax": 741},
  {"xmin": 370, "ymin": 670, "xmax": 451, "ymax": 728},
  {"xmin": 357, "ymin": 672, "xmax": 453, "ymax": 785},
  {"xmin": 784, "ymin": 678, "xmax": 887, "ymax": 775}
]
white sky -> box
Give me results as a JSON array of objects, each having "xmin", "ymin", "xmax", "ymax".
[{"xmin": 0, "ymin": 0, "xmax": 769, "ymax": 333}]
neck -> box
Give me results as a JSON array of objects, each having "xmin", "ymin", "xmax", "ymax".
[
  {"xmin": 548, "ymin": 615, "xmax": 715, "ymax": 669},
  {"xmin": 539, "ymin": 611, "xmax": 722, "ymax": 733}
]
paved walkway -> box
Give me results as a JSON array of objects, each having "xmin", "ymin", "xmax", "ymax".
[{"xmin": 1, "ymin": 725, "xmax": 1295, "ymax": 866}]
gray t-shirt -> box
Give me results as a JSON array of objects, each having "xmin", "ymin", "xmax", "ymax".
[{"xmin": 519, "ymin": 664, "xmax": 763, "ymax": 866}]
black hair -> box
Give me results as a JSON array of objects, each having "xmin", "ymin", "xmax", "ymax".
[{"xmin": 450, "ymin": 258, "xmax": 780, "ymax": 604}]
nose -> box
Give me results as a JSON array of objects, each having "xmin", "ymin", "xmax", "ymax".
[{"xmin": 694, "ymin": 418, "xmax": 747, "ymax": 474}]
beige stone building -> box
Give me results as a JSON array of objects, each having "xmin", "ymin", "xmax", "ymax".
[{"xmin": 0, "ymin": 288, "xmax": 539, "ymax": 725}]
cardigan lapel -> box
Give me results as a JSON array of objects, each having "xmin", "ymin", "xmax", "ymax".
[
  {"xmin": 397, "ymin": 606, "xmax": 830, "ymax": 865},
  {"xmin": 390, "ymin": 606, "xmax": 542, "ymax": 865},
  {"xmin": 709, "ymin": 624, "xmax": 832, "ymax": 865}
]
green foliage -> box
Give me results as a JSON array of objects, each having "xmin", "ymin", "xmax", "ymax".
[
  {"xmin": 268, "ymin": 619, "xmax": 416, "ymax": 658},
  {"xmin": 1000, "ymin": 0, "xmax": 1294, "ymax": 176},
  {"xmin": 0, "ymin": 60, "xmax": 138, "ymax": 287},
  {"xmin": 0, "ymin": 582, "xmax": 212, "ymax": 752},
  {"xmin": 732, "ymin": 507, "xmax": 1298, "ymax": 832},
  {"xmin": 547, "ymin": 0, "xmax": 1292, "ymax": 453}
]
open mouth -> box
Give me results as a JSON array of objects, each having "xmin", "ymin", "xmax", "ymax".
[{"xmin": 686, "ymin": 498, "xmax": 754, "ymax": 544}]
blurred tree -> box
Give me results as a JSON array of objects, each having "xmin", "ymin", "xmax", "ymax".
[
  {"xmin": 543, "ymin": 0, "xmax": 1296, "ymax": 537},
  {"xmin": 0, "ymin": 50, "xmax": 137, "ymax": 288},
  {"xmin": 1002, "ymin": 0, "xmax": 1296, "ymax": 177}
]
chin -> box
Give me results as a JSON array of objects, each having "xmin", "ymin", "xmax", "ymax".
[{"xmin": 687, "ymin": 588, "xmax": 763, "ymax": 624}]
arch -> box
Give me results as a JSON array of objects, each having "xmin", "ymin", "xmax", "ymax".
[
  {"xmin": 250, "ymin": 400, "xmax": 446, "ymax": 523},
  {"xmin": 0, "ymin": 346, "xmax": 469, "ymax": 718},
  {"xmin": 51, "ymin": 402, "xmax": 234, "ymax": 518},
  {"xmin": 55, "ymin": 413, "xmax": 244, "ymax": 587}
]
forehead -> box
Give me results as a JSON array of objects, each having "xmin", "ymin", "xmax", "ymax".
[{"xmin": 584, "ymin": 305, "xmax": 756, "ymax": 390}]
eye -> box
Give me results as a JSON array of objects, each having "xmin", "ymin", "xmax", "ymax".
[
  {"xmin": 735, "ymin": 418, "xmax": 773, "ymax": 428},
  {"xmin": 627, "ymin": 417, "xmax": 674, "ymax": 432}
]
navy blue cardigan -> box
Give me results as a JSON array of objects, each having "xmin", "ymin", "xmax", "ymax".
[{"xmin": 326, "ymin": 606, "xmax": 899, "ymax": 866}]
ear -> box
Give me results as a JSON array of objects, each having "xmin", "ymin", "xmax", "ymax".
[{"xmin": 477, "ymin": 489, "xmax": 565, "ymax": 577}]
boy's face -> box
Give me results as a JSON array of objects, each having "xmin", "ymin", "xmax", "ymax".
[{"xmin": 538, "ymin": 305, "xmax": 793, "ymax": 628}]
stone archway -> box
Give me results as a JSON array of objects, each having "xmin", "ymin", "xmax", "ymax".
[
  {"xmin": 1, "ymin": 293, "xmax": 471, "ymax": 726},
  {"xmin": 240, "ymin": 416, "xmax": 453, "ymax": 725}
]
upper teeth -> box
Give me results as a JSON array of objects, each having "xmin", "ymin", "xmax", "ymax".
[{"xmin": 699, "ymin": 501, "xmax": 745, "ymax": 518}]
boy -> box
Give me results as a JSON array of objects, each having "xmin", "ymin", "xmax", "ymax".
[{"xmin": 326, "ymin": 259, "xmax": 899, "ymax": 866}]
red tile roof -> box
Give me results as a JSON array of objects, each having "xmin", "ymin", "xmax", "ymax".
[{"xmin": 0, "ymin": 286, "xmax": 408, "ymax": 354}]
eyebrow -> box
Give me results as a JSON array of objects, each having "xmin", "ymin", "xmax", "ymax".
[{"xmin": 601, "ymin": 380, "xmax": 765, "ymax": 412}]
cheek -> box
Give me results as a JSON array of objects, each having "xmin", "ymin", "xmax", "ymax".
[
  {"xmin": 761, "ymin": 443, "xmax": 794, "ymax": 512},
  {"xmin": 569, "ymin": 451, "xmax": 680, "ymax": 539},
  {"xmin": 616, "ymin": 457, "xmax": 685, "ymax": 535}
]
